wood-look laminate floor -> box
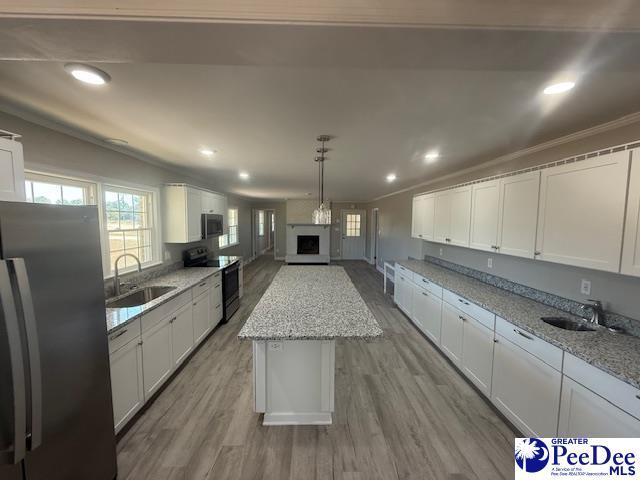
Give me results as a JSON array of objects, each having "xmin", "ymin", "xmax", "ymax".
[{"xmin": 116, "ymin": 256, "xmax": 516, "ymax": 480}]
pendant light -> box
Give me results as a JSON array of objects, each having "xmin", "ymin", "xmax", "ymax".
[{"xmin": 312, "ymin": 135, "xmax": 332, "ymax": 225}]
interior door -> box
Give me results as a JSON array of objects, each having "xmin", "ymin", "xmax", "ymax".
[{"xmin": 341, "ymin": 210, "xmax": 365, "ymax": 259}]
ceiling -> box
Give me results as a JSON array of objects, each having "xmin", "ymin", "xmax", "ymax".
[{"xmin": 1, "ymin": 19, "xmax": 640, "ymax": 201}]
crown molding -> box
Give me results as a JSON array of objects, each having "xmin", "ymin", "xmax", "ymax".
[{"xmin": 370, "ymin": 110, "xmax": 640, "ymax": 202}]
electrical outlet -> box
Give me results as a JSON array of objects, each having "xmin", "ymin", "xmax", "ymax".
[
  {"xmin": 581, "ymin": 279, "xmax": 591, "ymax": 296},
  {"xmin": 163, "ymin": 250, "xmax": 171, "ymax": 261},
  {"xmin": 439, "ymin": 248, "xmax": 443, "ymax": 256},
  {"xmin": 487, "ymin": 257, "xmax": 493, "ymax": 269},
  {"xmin": 268, "ymin": 341, "xmax": 283, "ymax": 352}
]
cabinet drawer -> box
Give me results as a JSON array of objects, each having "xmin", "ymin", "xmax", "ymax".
[
  {"xmin": 412, "ymin": 272, "xmax": 443, "ymax": 298},
  {"xmin": 192, "ymin": 276, "xmax": 212, "ymax": 298},
  {"xmin": 564, "ymin": 353, "xmax": 640, "ymax": 421},
  {"xmin": 396, "ymin": 263, "xmax": 411, "ymax": 276},
  {"xmin": 495, "ymin": 316, "xmax": 563, "ymax": 370},
  {"xmin": 443, "ymin": 289, "xmax": 495, "ymax": 330},
  {"xmin": 108, "ymin": 318, "xmax": 141, "ymax": 355},
  {"xmin": 141, "ymin": 289, "xmax": 192, "ymax": 333}
]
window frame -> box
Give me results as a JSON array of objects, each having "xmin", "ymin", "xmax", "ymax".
[
  {"xmin": 258, "ymin": 210, "xmax": 265, "ymax": 237},
  {"xmin": 25, "ymin": 171, "xmax": 98, "ymax": 206},
  {"xmin": 219, "ymin": 207, "xmax": 240, "ymax": 250}
]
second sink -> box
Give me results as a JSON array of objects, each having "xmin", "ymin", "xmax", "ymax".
[
  {"xmin": 107, "ymin": 286, "xmax": 176, "ymax": 308},
  {"xmin": 541, "ymin": 316, "xmax": 596, "ymax": 332}
]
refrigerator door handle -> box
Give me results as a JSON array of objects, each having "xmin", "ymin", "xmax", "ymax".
[
  {"xmin": 0, "ymin": 260, "xmax": 27, "ymax": 464},
  {"xmin": 11, "ymin": 258, "xmax": 43, "ymax": 451}
]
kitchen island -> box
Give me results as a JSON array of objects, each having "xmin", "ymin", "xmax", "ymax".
[{"xmin": 238, "ymin": 265, "xmax": 382, "ymax": 425}]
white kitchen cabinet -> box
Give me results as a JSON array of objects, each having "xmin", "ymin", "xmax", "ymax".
[
  {"xmin": 622, "ymin": 151, "xmax": 640, "ymax": 277},
  {"xmin": 433, "ymin": 190, "xmax": 451, "ymax": 243},
  {"xmin": 171, "ymin": 302, "xmax": 195, "ymax": 367},
  {"xmin": 448, "ymin": 186, "xmax": 472, "ymax": 247},
  {"xmin": 440, "ymin": 301, "xmax": 463, "ymax": 366},
  {"xmin": 469, "ymin": 180, "xmax": 500, "ymax": 252},
  {"xmin": 393, "ymin": 270, "xmax": 413, "ymax": 317},
  {"xmin": 238, "ymin": 260, "xmax": 244, "ymax": 299},
  {"xmin": 497, "ymin": 171, "xmax": 540, "ymax": 258},
  {"xmin": 491, "ymin": 333, "xmax": 562, "ymax": 437},
  {"xmin": 109, "ymin": 337, "xmax": 144, "ymax": 433},
  {"xmin": 210, "ymin": 273, "xmax": 223, "ymax": 329},
  {"xmin": 163, "ymin": 184, "xmax": 204, "ymax": 243},
  {"xmin": 411, "ymin": 283, "xmax": 442, "ymax": 343},
  {"xmin": 536, "ymin": 151, "xmax": 630, "ymax": 272},
  {"xmin": 0, "ymin": 137, "xmax": 26, "ymax": 201},
  {"xmin": 558, "ymin": 376, "xmax": 640, "ymax": 437},
  {"xmin": 141, "ymin": 316, "xmax": 173, "ymax": 398},
  {"xmin": 201, "ymin": 191, "xmax": 229, "ymax": 232},
  {"xmin": 461, "ymin": 314, "xmax": 494, "ymax": 396},
  {"xmin": 193, "ymin": 290, "xmax": 211, "ymax": 345},
  {"xmin": 411, "ymin": 194, "xmax": 435, "ymax": 241}
]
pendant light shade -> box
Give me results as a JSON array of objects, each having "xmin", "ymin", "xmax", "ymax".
[{"xmin": 312, "ymin": 135, "xmax": 332, "ymax": 224}]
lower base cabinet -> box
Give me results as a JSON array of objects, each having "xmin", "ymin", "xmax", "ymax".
[
  {"xmin": 440, "ymin": 302, "xmax": 463, "ymax": 365},
  {"xmin": 394, "ymin": 272, "xmax": 413, "ymax": 317},
  {"xmin": 411, "ymin": 284, "xmax": 442, "ymax": 343},
  {"xmin": 461, "ymin": 316, "xmax": 494, "ymax": 397},
  {"xmin": 558, "ymin": 376, "xmax": 640, "ymax": 437},
  {"xmin": 491, "ymin": 334, "xmax": 561, "ymax": 437},
  {"xmin": 109, "ymin": 338, "xmax": 144, "ymax": 433},
  {"xmin": 171, "ymin": 302, "xmax": 195, "ymax": 367},
  {"xmin": 193, "ymin": 290, "xmax": 212, "ymax": 344},
  {"xmin": 142, "ymin": 317, "xmax": 173, "ymax": 399}
]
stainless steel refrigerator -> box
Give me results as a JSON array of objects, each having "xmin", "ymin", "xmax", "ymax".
[{"xmin": 0, "ymin": 201, "xmax": 117, "ymax": 480}]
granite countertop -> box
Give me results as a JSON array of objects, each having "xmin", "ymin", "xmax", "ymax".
[
  {"xmin": 106, "ymin": 267, "xmax": 222, "ymax": 334},
  {"xmin": 238, "ymin": 265, "xmax": 383, "ymax": 341},
  {"xmin": 396, "ymin": 259, "xmax": 640, "ymax": 389}
]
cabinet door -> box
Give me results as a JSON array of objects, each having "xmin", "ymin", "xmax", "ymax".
[
  {"xmin": 193, "ymin": 290, "xmax": 211, "ymax": 345},
  {"xmin": 201, "ymin": 191, "xmax": 214, "ymax": 214},
  {"xmin": 421, "ymin": 194, "xmax": 435, "ymax": 241},
  {"xmin": 536, "ymin": 151, "xmax": 629, "ymax": 272},
  {"xmin": 433, "ymin": 191, "xmax": 451, "ymax": 243},
  {"xmin": 0, "ymin": 138, "xmax": 25, "ymax": 201},
  {"xmin": 440, "ymin": 302, "xmax": 463, "ymax": 366},
  {"xmin": 622, "ymin": 152, "xmax": 640, "ymax": 277},
  {"xmin": 171, "ymin": 302, "xmax": 194, "ymax": 367},
  {"xmin": 210, "ymin": 279, "xmax": 223, "ymax": 329},
  {"xmin": 558, "ymin": 376, "xmax": 640, "ymax": 437},
  {"xmin": 461, "ymin": 316, "xmax": 494, "ymax": 396},
  {"xmin": 394, "ymin": 273, "xmax": 412, "ymax": 317},
  {"xmin": 187, "ymin": 187, "xmax": 203, "ymax": 242},
  {"xmin": 469, "ymin": 180, "xmax": 500, "ymax": 252},
  {"xmin": 411, "ymin": 195, "xmax": 426, "ymax": 239},
  {"xmin": 109, "ymin": 338, "xmax": 144, "ymax": 433},
  {"xmin": 141, "ymin": 317, "xmax": 173, "ymax": 398},
  {"xmin": 411, "ymin": 285, "xmax": 442, "ymax": 343},
  {"xmin": 449, "ymin": 186, "xmax": 471, "ymax": 247},
  {"xmin": 497, "ymin": 171, "xmax": 540, "ymax": 258},
  {"xmin": 491, "ymin": 334, "xmax": 561, "ymax": 437}
]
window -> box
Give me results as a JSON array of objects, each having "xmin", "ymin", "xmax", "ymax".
[
  {"xmin": 271, "ymin": 212, "xmax": 275, "ymax": 232},
  {"xmin": 104, "ymin": 186, "xmax": 155, "ymax": 273},
  {"xmin": 25, "ymin": 172, "xmax": 96, "ymax": 206},
  {"xmin": 346, "ymin": 213, "xmax": 361, "ymax": 237},
  {"xmin": 219, "ymin": 208, "xmax": 239, "ymax": 248},
  {"xmin": 258, "ymin": 210, "xmax": 265, "ymax": 236}
]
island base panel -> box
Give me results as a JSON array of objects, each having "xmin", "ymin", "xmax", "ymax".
[{"xmin": 253, "ymin": 340, "xmax": 335, "ymax": 425}]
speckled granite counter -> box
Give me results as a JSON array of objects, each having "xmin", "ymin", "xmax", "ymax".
[
  {"xmin": 238, "ymin": 266, "xmax": 383, "ymax": 340},
  {"xmin": 106, "ymin": 267, "xmax": 221, "ymax": 334},
  {"xmin": 396, "ymin": 259, "xmax": 640, "ymax": 389}
]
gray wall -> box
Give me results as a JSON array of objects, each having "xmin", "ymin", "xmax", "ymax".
[{"xmin": 0, "ymin": 109, "xmax": 254, "ymax": 268}]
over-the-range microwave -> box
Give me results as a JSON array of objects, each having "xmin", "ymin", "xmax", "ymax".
[{"xmin": 202, "ymin": 213, "xmax": 223, "ymax": 239}]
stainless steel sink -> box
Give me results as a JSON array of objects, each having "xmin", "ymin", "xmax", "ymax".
[
  {"xmin": 541, "ymin": 316, "xmax": 596, "ymax": 332},
  {"xmin": 106, "ymin": 286, "xmax": 175, "ymax": 308}
]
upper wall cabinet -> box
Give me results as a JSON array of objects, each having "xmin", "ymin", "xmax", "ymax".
[
  {"xmin": 202, "ymin": 190, "xmax": 229, "ymax": 232},
  {"xmin": 411, "ymin": 194, "xmax": 435, "ymax": 241},
  {"xmin": 0, "ymin": 137, "xmax": 26, "ymax": 202},
  {"xmin": 433, "ymin": 190, "xmax": 451, "ymax": 243},
  {"xmin": 469, "ymin": 179, "xmax": 501, "ymax": 252},
  {"xmin": 431, "ymin": 186, "xmax": 471, "ymax": 246},
  {"xmin": 621, "ymin": 150, "xmax": 640, "ymax": 277},
  {"xmin": 535, "ymin": 151, "xmax": 630, "ymax": 272},
  {"xmin": 163, "ymin": 184, "xmax": 227, "ymax": 243}
]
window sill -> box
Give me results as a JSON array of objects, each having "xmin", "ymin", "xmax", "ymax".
[
  {"xmin": 103, "ymin": 260, "xmax": 164, "ymax": 281},
  {"xmin": 219, "ymin": 242, "xmax": 240, "ymax": 251}
]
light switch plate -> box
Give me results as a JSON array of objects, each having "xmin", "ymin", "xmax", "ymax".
[
  {"xmin": 581, "ymin": 279, "xmax": 591, "ymax": 296},
  {"xmin": 439, "ymin": 248, "xmax": 443, "ymax": 256},
  {"xmin": 487, "ymin": 257, "xmax": 493, "ymax": 269}
]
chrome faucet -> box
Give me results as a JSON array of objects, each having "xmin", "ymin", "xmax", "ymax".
[
  {"xmin": 581, "ymin": 299, "xmax": 604, "ymax": 326},
  {"xmin": 113, "ymin": 253, "xmax": 142, "ymax": 297}
]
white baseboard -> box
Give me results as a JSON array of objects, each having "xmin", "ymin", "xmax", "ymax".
[
  {"xmin": 263, "ymin": 412, "xmax": 332, "ymax": 426},
  {"xmin": 286, "ymin": 254, "xmax": 330, "ymax": 264},
  {"xmin": 275, "ymin": 256, "xmax": 285, "ymax": 261}
]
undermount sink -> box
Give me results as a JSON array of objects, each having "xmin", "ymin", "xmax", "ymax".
[
  {"xmin": 541, "ymin": 316, "xmax": 596, "ymax": 332},
  {"xmin": 106, "ymin": 286, "xmax": 175, "ymax": 308}
]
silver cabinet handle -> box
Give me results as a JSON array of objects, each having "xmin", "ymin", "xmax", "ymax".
[
  {"xmin": 422, "ymin": 278, "xmax": 429, "ymax": 284},
  {"xmin": 457, "ymin": 298, "xmax": 470, "ymax": 306},
  {"xmin": 458, "ymin": 315, "xmax": 466, "ymax": 321},
  {"xmin": 11, "ymin": 258, "xmax": 42, "ymax": 451},
  {"xmin": 215, "ymin": 304, "xmax": 221, "ymax": 309},
  {"xmin": 170, "ymin": 316, "xmax": 177, "ymax": 324},
  {"xmin": 199, "ymin": 282, "xmax": 207, "ymax": 287},
  {"xmin": 422, "ymin": 292, "xmax": 429, "ymax": 297},
  {"xmin": 0, "ymin": 261, "xmax": 27, "ymax": 464},
  {"xmin": 109, "ymin": 329, "xmax": 128, "ymax": 341},
  {"xmin": 215, "ymin": 284, "xmax": 221, "ymax": 288},
  {"xmin": 514, "ymin": 328, "xmax": 533, "ymax": 340},
  {"xmin": 534, "ymin": 251, "xmax": 541, "ymax": 256}
]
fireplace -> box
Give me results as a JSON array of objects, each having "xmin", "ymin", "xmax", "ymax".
[{"xmin": 297, "ymin": 235, "xmax": 320, "ymax": 255}]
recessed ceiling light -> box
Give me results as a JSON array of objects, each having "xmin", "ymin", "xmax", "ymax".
[
  {"xmin": 424, "ymin": 151, "xmax": 440, "ymax": 163},
  {"xmin": 386, "ymin": 173, "xmax": 397, "ymax": 182},
  {"xmin": 543, "ymin": 81, "xmax": 576, "ymax": 95},
  {"xmin": 64, "ymin": 63, "xmax": 111, "ymax": 85},
  {"xmin": 199, "ymin": 148, "xmax": 216, "ymax": 157},
  {"xmin": 239, "ymin": 172, "xmax": 250, "ymax": 180},
  {"xmin": 104, "ymin": 138, "xmax": 128, "ymax": 146}
]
